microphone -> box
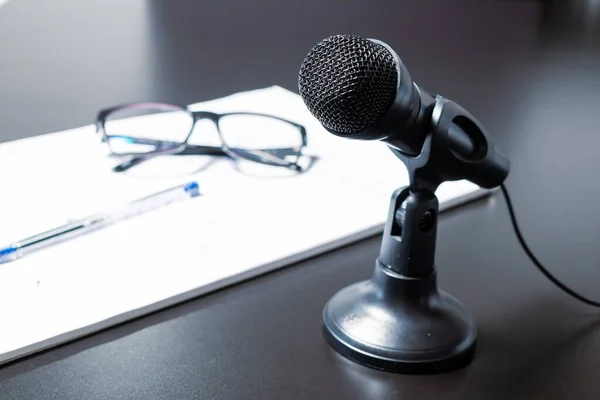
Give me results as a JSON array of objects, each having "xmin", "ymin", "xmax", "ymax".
[
  {"xmin": 298, "ymin": 34, "xmax": 509, "ymax": 190},
  {"xmin": 298, "ymin": 34, "xmax": 511, "ymax": 374}
]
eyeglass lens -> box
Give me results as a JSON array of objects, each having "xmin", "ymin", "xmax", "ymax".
[
  {"xmin": 103, "ymin": 104, "xmax": 194, "ymax": 155},
  {"xmin": 218, "ymin": 113, "xmax": 303, "ymax": 166}
]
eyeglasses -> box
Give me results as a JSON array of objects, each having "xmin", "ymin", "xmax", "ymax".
[{"xmin": 94, "ymin": 102, "xmax": 309, "ymax": 173}]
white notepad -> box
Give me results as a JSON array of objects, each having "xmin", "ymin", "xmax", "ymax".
[{"xmin": 0, "ymin": 86, "xmax": 486, "ymax": 365}]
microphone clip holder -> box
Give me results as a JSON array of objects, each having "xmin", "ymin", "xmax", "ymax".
[{"xmin": 322, "ymin": 97, "xmax": 480, "ymax": 374}]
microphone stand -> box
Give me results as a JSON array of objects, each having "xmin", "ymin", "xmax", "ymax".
[{"xmin": 322, "ymin": 96, "xmax": 488, "ymax": 374}]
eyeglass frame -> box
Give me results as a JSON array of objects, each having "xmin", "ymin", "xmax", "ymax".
[{"xmin": 94, "ymin": 102, "xmax": 309, "ymax": 173}]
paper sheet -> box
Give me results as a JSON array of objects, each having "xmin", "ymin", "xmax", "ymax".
[{"xmin": 0, "ymin": 86, "xmax": 485, "ymax": 365}]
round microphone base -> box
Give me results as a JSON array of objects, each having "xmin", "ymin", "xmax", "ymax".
[{"xmin": 323, "ymin": 262, "xmax": 477, "ymax": 374}]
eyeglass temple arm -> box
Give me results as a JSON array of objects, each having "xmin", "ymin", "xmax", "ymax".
[
  {"xmin": 180, "ymin": 145, "xmax": 300, "ymax": 158},
  {"xmin": 178, "ymin": 144, "xmax": 228, "ymax": 156},
  {"xmin": 110, "ymin": 136, "xmax": 302, "ymax": 159},
  {"xmin": 111, "ymin": 137, "xmax": 306, "ymax": 172},
  {"xmin": 112, "ymin": 144, "xmax": 229, "ymax": 172},
  {"xmin": 141, "ymin": 141, "xmax": 300, "ymax": 159},
  {"xmin": 108, "ymin": 136, "xmax": 229, "ymax": 156},
  {"xmin": 112, "ymin": 156, "xmax": 149, "ymax": 172}
]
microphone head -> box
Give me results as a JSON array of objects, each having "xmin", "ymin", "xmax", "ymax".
[{"xmin": 298, "ymin": 34, "xmax": 399, "ymax": 136}]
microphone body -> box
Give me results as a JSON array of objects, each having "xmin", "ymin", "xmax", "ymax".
[{"xmin": 298, "ymin": 35, "xmax": 509, "ymax": 190}]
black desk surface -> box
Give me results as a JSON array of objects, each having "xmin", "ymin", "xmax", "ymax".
[{"xmin": 1, "ymin": 0, "xmax": 600, "ymax": 399}]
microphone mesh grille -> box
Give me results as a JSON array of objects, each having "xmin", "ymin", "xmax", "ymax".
[{"xmin": 298, "ymin": 34, "xmax": 398, "ymax": 135}]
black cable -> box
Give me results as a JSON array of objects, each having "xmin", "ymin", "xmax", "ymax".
[{"xmin": 500, "ymin": 183, "xmax": 600, "ymax": 307}]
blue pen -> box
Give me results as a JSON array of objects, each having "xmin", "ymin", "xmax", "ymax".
[{"xmin": 0, "ymin": 181, "xmax": 200, "ymax": 264}]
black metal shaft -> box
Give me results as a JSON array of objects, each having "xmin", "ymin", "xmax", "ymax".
[{"xmin": 377, "ymin": 187, "xmax": 439, "ymax": 277}]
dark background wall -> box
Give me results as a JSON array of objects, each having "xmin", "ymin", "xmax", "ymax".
[{"xmin": 0, "ymin": 0, "xmax": 541, "ymax": 143}]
